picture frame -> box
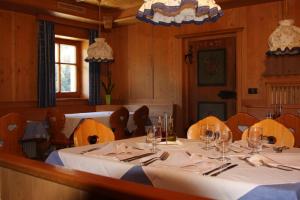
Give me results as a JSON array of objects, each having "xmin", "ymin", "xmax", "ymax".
[
  {"xmin": 197, "ymin": 48, "xmax": 226, "ymax": 86},
  {"xmin": 197, "ymin": 101, "xmax": 227, "ymax": 121}
]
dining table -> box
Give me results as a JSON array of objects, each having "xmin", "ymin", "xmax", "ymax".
[
  {"xmin": 62, "ymin": 111, "xmax": 136, "ymax": 138},
  {"xmin": 46, "ymin": 137, "xmax": 300, "ymax": 200}
]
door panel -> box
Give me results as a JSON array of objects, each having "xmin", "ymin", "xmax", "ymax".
[{"xmin": 188, "ymin": 36, "xmax": 236, "ymax": 123}]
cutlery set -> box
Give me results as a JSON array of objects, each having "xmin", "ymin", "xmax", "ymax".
[{"xmin": 203, "ymin": 162, "xmax": 238, "ymax": 176}]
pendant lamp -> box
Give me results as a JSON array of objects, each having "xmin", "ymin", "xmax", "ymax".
[
  {"xmin": 85, "ymin": 0, "xmax": 114, "ymax": 63},
  {"xmin": 267, "ymin": 0, "xmax": 300, "ymax": 56},
  {"xmin": 136, "ymin": 0, "xmax": 223, "ymax": 26}
]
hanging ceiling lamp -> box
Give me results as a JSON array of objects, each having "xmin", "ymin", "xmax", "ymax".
[
  {"xmin": 267, "ymin": 0, "xmax": 300, "ymax": 56},
  {"xmin": 136, "ymin": 0, "xmax": 223, "ymax": 26},
  {"xmin": 85, "ymin": 0, "xmax": 114, "ymax": 63}
]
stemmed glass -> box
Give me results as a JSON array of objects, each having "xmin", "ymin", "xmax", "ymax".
[
  {"xmin": 200, "ymin": 124, "xmax": 215, "ymax": 150},
  {"xmin": 247, "ymin": 127, "xmax": 263, "ymax": 154},
  {"xmin": 147, "ymin": 126, "xmax": 161, "ymax": 153},
  {"xmin": 215, "ymin": 129, "xmax": 232, "ymax": 162}
]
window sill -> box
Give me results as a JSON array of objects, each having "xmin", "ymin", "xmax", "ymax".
[{"xmin": 56, "ymin": 98, "xmax": 89, "ymax": 106}]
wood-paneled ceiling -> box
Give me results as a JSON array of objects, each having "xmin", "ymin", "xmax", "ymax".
[{"xmin": 82, "ymin": 0, "xmax": 143, "ymax": 9}]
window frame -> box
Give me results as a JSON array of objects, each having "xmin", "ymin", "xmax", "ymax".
[{"xmin": 55, "ymin": 38, "xmax": 82, "ymax": 98}]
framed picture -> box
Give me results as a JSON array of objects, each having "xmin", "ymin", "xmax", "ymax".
[
  {"xmin": 197, "ymin": 101, "xmax": 227, "ymax": 121},
  {"xmin": 197, "ymin": 48, "xmax": 226, "ymax": 86}
]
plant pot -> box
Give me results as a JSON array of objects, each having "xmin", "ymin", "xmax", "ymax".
[{"xmin": 105, "ymin": 94, "xmax": 111, "ymax": 105}]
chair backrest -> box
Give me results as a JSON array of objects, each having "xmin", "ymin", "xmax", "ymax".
[
  {"xmin": 133, "ymin": 105, "xmax": 149, "ymax": 136},
  {"xmin": 276, "ymin": 114, "xmax": 300, "ymax": 147},
  {"xmin": 0, "ymin": 113, "xmax": 26, "ymax": 155},
  {"xmin": 73, "ymin": 119, "xmax": 115, "ymax": 146},
  {"xmin": 226, "ymin": 113, "xmax": 259, "ymax": 142},
  {"xmin": 46, "ymin": 109, "xmax": 71, "ymax": 147},
  {"xmin": 241, "ymin": 119, "xmax": 295, "ymax": 148},
  {"xmin": 109, "ymin": 107, "xmax": 129, "ymax": 140},
  {"xmin": 187, "ymin": 116, "xmax": 229, "ymax": 139}
]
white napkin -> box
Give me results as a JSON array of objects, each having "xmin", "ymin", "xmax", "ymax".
[
  {"xmin": 84, "ymin": 143, "xmax": 141, "ymax": 160},
  {"xmin": 149, "ymin": 151, "xmax": 202, "ymax": 168},
  {"xmin": 246, "ymin": 153, "xmax": 300, "ymax": 169}
]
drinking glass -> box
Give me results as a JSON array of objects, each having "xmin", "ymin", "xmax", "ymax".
[
  {"xmin": 147, "ymin": 126, "xmax": 161, "ymax": 153},
  {"xmin": 247, "ymin": 127, "xmax": 263, "ymax": 154},
  {"xmin": 215, "ymin": 129, "xmax": 232, "ymax": 162},
  {"xmin": 200, "ymin": 124, "xmax": 215, "ymax": 150}
]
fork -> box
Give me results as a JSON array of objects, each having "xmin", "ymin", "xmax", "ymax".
[
  {"xmin": 260, "ymin": 160, "xmax": 292, "ymax": 171},
  {"xmin": 141, "ymin": 152, "xmax": 169, "ymax": 166}
]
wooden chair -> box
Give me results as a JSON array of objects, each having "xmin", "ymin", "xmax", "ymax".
[
  {"xmin": 47, "ymin": 109, "xmax": 72, "ymax": 149},
  {"xmin": 276, "ymin": 114, "xmax": 300, "ymax": 147},
  {"xmin": 241, "ymin": 119, "xmax": 295, "ymax": 148},
  {"xmin": 133, "ymin": 105, "xmax": 149, "ymax": 136},
  {"xmin": 187, "ymin": 116, "xmax": 229, "ymax": 139},
  {"xmin": 109, "ymin": 107, "xmax": 130, "ymax": 140},
  {"xmin": 0, "ymin": 113, "xmax": 26, "ymax": 155},
  {"xmin": 226, "ymin": 113, "xmax": 259, "ymax": 142},
  {"xmin": 73, "ymin": 119, "xmax": 115, "ymax": 147}
]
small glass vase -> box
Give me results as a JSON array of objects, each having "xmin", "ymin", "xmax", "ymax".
[{"xmin": 105, "ymin": 94, "xmax": 111, "ymax": 105}]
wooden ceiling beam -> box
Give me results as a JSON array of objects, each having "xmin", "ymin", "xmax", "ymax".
[{"xmin": 0, "ymin": 0, "xmax": 119, "ymax": 23}]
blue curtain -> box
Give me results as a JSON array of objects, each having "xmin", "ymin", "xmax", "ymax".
[
  {"xmin": 88, "ymin": 30, "xmax": 101, "ymax": 105},
  {"xmin": 38, "ymin": 20, "xmax": 55, "ymax": 108}
]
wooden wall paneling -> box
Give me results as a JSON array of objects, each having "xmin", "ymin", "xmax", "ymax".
[
  {"xmin": 0, "ymin": 9, "xmax": 14, "ymax": 102},
  {"xmin": 14, "ymin": 12, "xmax": 37, "ymax": 101},
  {"xmin": 127, "ymin": 23, "xmax": 153, "ymax": 100}
]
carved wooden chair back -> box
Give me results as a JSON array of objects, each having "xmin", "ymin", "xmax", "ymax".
[
  {"xmin": 133, "ymin": 105, "xmax": 149, "ymax": 136},
  {"xmin": 187, "ymin": 116, "xmax": 229, "ymax": 139},
  {"xmin": 0, "ymin": 113, "xmax": 26, "ymax": 155},
  {"xmin": 109, "ymin": 107, "xmax": 129, "ymax": 140},
  {"xmin": 226, "ymin": 113, "xmax": 259, "ymax": 142},
  {"xmin": 46, "ymin": 109, "xmax": 71, "ymax": 148},
  {"xmin": 73, "ymin": 119, "xmax": 115, "ymax": 147},
  {"xmin": 276, "ymin": 114, "xmax": 300, "ymax": 147},
  {"xmin": 242, "ymin": 119, "xmax": 295, "ymax": 148}
]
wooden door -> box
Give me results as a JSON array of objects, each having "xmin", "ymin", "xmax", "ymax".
[{"xmin": 187, "ymin": 36, "xmax": 236, "ymax": 124}]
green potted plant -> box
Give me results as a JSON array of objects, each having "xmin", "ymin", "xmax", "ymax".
[{"xmin": 101, "ymin": 70, "xmax": 115, "ymax": 105}]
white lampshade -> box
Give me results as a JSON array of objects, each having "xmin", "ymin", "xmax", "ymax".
[
  {"xmin": 136, "ymin": 0, "xmax": 223, "ymax": 26},
  {"xmin": 267, "ymin": 19, "xmax": 300, "ymax": 56},
  {"xmin": 85, "ymin": 38, "xmax": 114, "ymax": 63}
]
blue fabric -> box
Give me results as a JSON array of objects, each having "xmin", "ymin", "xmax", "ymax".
[
  {"xmin": 121, "ymin": 166, "xmax": 153, "ymax": 186},
  {"xmin": 88, "ymin": 30, "xmax": 102, "ymax": 105},
  {"xmin": 240, "ymin": 182, "xmax": 300, "ymax": 200},
  {"xmin": 45, "ymin": 151, "xmax": 64, "ymax": 166},
  {"xmin": 38, "ymin": 20, "xmax": 56, "ymax": 108}
]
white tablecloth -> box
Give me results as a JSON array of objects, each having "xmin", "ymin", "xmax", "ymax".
[
  {"xmin": 46, "ymin": 137, "xmax": 300, "ymax": 199},
  {"xmin": 62, "ymin": 111, "xmax": 136, "ymax": 138}
]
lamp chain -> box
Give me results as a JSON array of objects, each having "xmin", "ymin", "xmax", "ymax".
[{"xmin": 98, "ymin": 0, "xmax": 101, "ymax": 35}]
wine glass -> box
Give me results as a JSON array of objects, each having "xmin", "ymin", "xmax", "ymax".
[
  {"xmin": 200, "ymin": 124, "xmax": 215, "ymax": 150},
  {"xmin": 215, "ymin": 129, "xmax": 232, "ymax": 162},
  {"xmin": 247, "ymin": 127, "xmax": 263, "ymax": 154}
]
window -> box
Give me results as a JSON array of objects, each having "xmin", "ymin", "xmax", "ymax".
[{"xmin": 55, "ymin": 39, "xmax": 81, "ymax": 98}]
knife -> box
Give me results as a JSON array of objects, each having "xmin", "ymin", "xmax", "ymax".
[
  {"xmin": 203, "ymin": 162, "xmax": 231, "ymax": 176},
  {"xmin": 210, "ymin": 164, "xmax": 238, "ymax": 176},
  {"xmin": 121, "ymin": 153, "xmax": 155, "ymax": 162}
]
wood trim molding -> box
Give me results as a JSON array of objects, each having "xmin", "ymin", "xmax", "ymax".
[{"xmin": 0, "ymin": 152, "xmax": 207, "ymax": 200}]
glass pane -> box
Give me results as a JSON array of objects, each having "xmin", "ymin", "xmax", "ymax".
[
  {"xmin": 55, "ymin": 43, "xmax": 59, "ymax": 63},
  {"xmin": 60, "ymin": 44, "xmax": 76, "ymax": 64},
  {"xmin": 55, "ymin": 64, "xmax": 59, "ymax": 92},
  {"xmin": 60, "ymin": 65, "xmax": 77, "ymax": 93}
]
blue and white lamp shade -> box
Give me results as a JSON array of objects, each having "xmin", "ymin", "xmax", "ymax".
[
  {"xmin": 85, "ymin": 38, "xmax": 114, "ymax": 63},
  {"xmin": 136, "ymin": 0, "xmax": 223, "ymax": 26}
]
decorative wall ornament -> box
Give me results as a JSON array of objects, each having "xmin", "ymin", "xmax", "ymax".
[
  {"xmin": 136, "ymin": 0, "xmax": 223, "ymax": 26},
  {"xmin": 267, "ymin": 19, "xmax": 300, "ymax": 56}
]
